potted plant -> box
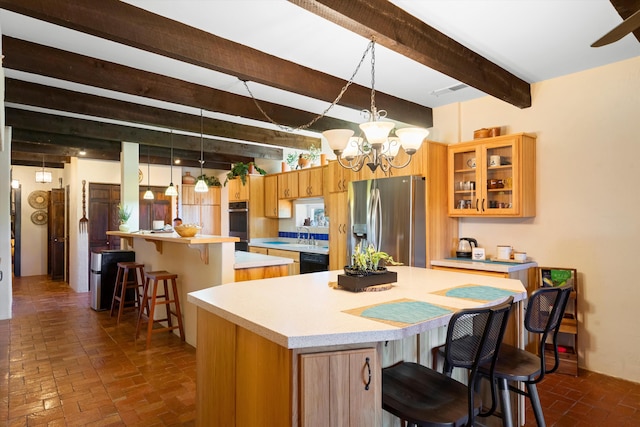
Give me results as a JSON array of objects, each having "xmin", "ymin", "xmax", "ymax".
[
  {"xmin": 196, "ymin": 174, "xmax": 222, "ymax": 187},
  {"xmin": 285, "ymin": 152, "xmax": 299, "ymax": 171},
  {"xmin": 346, "ymin": 242, "xmax": 401, "ymax": 276},
  {"xmin": 224, "ymin": 162, "xmax": 267, "ymax": 186},
  {"xmin": 298, "ymin": 144, "xmax": 321, "ymax": 168},
  {"xmin": 117, "ymin": 203, "xmax": 132, "ymax": 232},
  {"xmin": 339, "ymin": 243, "xmax": 401, "ymax": 291}
]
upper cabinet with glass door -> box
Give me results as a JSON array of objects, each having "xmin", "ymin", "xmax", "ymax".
[{"xmin": 448, "ymin": 133, "xmax": 536, "ymax": 217}]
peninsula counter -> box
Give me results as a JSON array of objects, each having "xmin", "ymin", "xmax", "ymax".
[
  {"xmin": 188, "ymin": 266, "xmax": 527, "ymax": 426},
  {"xmin": 107, "ymin": 231, "xmax": 238, "ymax": 346}
]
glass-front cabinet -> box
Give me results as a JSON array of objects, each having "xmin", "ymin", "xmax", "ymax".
[{"xmin": 448, "ymin": 133, "xmax": 536, "ymax": 217}]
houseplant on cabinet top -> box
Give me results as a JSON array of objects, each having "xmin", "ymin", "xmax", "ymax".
[{"xmin": 224, "ymin": 161, "xmax": 267, "ymax": 186}]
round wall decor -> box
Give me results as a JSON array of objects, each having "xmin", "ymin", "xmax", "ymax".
[
  {"xmin": 31, "ymin": 210, "xmax": 48, "ymax": 225},
  {"xmin": 28, "ymin": 190, "xmax": 48, "ymax": 209}
]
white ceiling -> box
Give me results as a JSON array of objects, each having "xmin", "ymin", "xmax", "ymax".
[{"xmin": 1, "ymin": 0, "xmax": 639, "ymax": 136}]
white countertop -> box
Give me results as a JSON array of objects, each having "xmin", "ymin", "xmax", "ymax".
[
  {"xmin": 431, "ymin": 258, "xmax": 537, "ymax": 273},
  {"xmin": 249, "ymin": 238, "xmax": 329, "ymax": 255},
  {"xmin": 188, "ymin": 266, "xmax": 526, "ymax": 349},
  {"xmin": 234, "ymin": 250, "xmax": 294, "ymax": 269}
]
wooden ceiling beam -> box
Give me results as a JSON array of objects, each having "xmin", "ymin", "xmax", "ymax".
[
  {"xmin": 5, "ymin": 78, "xmax": 321, "ymax": 151},
  {"xmin": 610, "ymin": 0, "xmax": 640, "ymax": 43},
  {"xmin": 0, "ymin": 0, "xmax": 431, "ymax": 127},
  {"xmin": 10, "ymin": 150, "xmax": 70, "ymax": 167},
  {"xmin": 11, "ymin": 129, "xmax": 252, "ymax": 169},
  {"xmin": 5, "ymin": 108, "xmax": 283, "ymax": 161},
  {"xmin": 290, "ymin": 0, "xmax": 532, "ymax": 109}
]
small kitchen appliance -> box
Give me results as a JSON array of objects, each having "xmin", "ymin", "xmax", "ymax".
[{"xmin": 456, "ymin": 237, "xmax": 478, "ymax": 258}]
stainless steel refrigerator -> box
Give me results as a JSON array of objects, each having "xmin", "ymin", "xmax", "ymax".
[
  {"xmin": 347, "ymin": 176, "xmax": 426, "ymax": 267},
  {"xmin": 90, "ymin": 250, "xmax": 135, "ymax": 311}
]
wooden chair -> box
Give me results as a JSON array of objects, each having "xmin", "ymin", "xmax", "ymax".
[
  {"xmin": 382, "ymin": 296, "xmax": 514, "ymax": 427},
  {"xmin": 479, "ymin": 284, "xmax": 573, "ymax": 427}
]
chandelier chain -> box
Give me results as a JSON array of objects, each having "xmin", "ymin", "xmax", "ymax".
[{"xmin": 242, "ymin": 39, "xmax": 375, "ymax": 132}]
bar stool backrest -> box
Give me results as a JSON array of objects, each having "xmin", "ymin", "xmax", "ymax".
[{"xmin": 525, "ymin": 283, "xmax": 573, "ymax": 379}]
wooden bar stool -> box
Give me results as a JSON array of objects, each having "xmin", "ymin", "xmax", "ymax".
[
  {"xmin": 110, "ymin": 262, "xmax": 146, "ymax": 325},
  {"xmin": 136, "ymin": 271, "xmax": 185, "ymax": 347}
]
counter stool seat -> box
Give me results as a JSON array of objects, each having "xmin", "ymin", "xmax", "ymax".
[
  {"xmin": 110, "ymin": 262, "xmax": 146, "ymax": 325},
  {"xmin": 136, "ymin": 270, "xmax": 185, "ymax": 347}
]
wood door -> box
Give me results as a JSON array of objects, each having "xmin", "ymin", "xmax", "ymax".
[
  {"xmin": 300, "ymin": 348, "xmax": 379, "ymax": 427},
  {"xmin": 139, "ymin": 187, "xmax": 172, "ymax": 230},
  {"xmin": 298, "ymin": 167, "xmax": 323, "ymax": 197},
  {"xmin": 88, "ymin": 183, "xmax": 121, "ymax": 254},
  {"xmin": 327, "ymin": 191, "xmax": 348, "ymax": 271},
  {"xmin": 48, "ymin": 188, "xmax": 65, "ymax": 281}
]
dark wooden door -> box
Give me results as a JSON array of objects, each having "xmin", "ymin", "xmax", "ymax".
[
  {"xmin": 139, "ymin": 187, "xmax": 172, "ymax": 230},
  {"xmin": 48, "ymin": 188, "xmax": 65, "ymax": 281},
  {"xmin": 88, "ymin": 183, "xmax": 121, "ymax": 256}
]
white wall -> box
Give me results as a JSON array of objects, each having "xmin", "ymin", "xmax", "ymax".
[
  {"xmin": 11, "ymin": 165, "xmax": 64, "ymax": 277},
  {"xmin": 435, "ymin": 56, "xmax": 640, "ymax": 382}
]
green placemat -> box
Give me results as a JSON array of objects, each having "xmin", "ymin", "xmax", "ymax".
[
  {"xmin": 360, "ymin": 301, "xmax": 452, "ymax": 324},
  {"xmin": 445, "ymin": 285, "xmax": 518, "ymax": 301}
]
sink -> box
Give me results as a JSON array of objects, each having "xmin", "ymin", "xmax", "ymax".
[{"xmin": 263, "ymin": 241, "xmax": 288, "ymax": 244}]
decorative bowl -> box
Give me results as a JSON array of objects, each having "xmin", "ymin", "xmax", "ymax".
[{"xmin": 174, "ymin": 224, "xmax": 201, "ymax": 237}]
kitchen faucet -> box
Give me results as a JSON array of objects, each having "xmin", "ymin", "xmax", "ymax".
[{"xmin": 297, "ymin": 226, "xmax": 312, "ymax": 245}]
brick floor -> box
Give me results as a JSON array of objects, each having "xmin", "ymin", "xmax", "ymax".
[
  {"xmin": 2, "ymin": 275, "xmax": 639, "ymax": 426},
  {"xmin": 1, "ymin": 275, "xmax": 195, "ymax": 426}
]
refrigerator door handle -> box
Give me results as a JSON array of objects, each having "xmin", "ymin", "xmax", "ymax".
[
  {"xmin": 367, "ymin": 188, "xmax": 376, "ymax": 247},
  {"xmin": 374, "ymin": 188, "xmax": 382, "ymax": 250}
]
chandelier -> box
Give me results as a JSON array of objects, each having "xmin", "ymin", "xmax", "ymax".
[{"xmin": 322, "ymin": 39, "xmax": 429, "ymax": 173}]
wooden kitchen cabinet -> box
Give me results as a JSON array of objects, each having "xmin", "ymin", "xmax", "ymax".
[
  {"xmin": 298, "ymin": 167, "xmax": 323, "ymax": 198},
  {"xmin": 264, "ymin": 174, "xmax": 292, "ymax": 218},
  {"xmin": 228, "ymin": 177, "xmax": 250, "ymax": 202},
  {"xmin": 300, "ymin": 348, "xmax": 380, "ymax": 427},
  {"xmin": 267, "ymin": 248, "xmax": 300, "ymax": 275},
  {"xmin": 448, "ymin": 133, "xmax": 536, "ymax": 217},
  {"xmin": 181, "ymin": 184, "xmax": 221, "ymax": 235},
  {"xmin": 326, "ymin": 160, "xmax": 350, "ymax": 193},
  {"xmin": 278, "ymin": 170, "xmax": 299, "ymax": 199},
  {"xmin": 327, "ymin": 191, "xmax": 348, "ymax": 270}
]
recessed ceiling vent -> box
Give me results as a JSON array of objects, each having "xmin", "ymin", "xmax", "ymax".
[{"xmin": 430, "ymin": 83, "xmax": 468, "ymax": 97}]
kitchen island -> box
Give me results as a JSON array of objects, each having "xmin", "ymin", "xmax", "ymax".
[
  {"xmin": 233, "ymin": 250, "xmax": 293, "ymax": 281},
  {"xmin": 107, "ymin": 231, "xmax": 238, "ymax": 346},
  {"xmin": 188, "ymin": 266, "xmax": 527, "ymax": 426}
]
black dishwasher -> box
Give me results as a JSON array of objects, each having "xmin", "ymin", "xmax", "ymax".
[{"xmin": 299, "ymin": 252, "xmax": 329, "ymax": 274}]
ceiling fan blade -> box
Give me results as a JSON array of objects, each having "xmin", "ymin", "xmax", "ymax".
[{"xmin": 592, "ymin": 9, "xmax": 640, "ymax": 47}]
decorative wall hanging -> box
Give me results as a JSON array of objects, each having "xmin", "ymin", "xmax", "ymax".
[
  {"xmin": 28, "ymin": 190, "xmax": 48, "ymax": 209},
  {"xmin": 31, "ymin": 210, "xmax": 48, "ymax": 225}
]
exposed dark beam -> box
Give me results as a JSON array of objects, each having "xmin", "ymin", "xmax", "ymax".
[
  {"xmin": 2, "ymin": 36, "xmax": 357, "ymax": 137},
  {"xmin": 5, "ymin": 79, "xmax": 321, "ymax": 150},
  {"xmin": 11, "ymin": 151, "xmax": 69, "ymax": 167},
  {"xmin": 5, "ymin": 108, "xmax": 283, "ymax": 160},
  {"xmin": 290, "ymin": 0, "xmax": 532, "ymax": 109},
  {"xmin": 610, "ymin": 0, "xmax": 640, "ymax": 43},
  {"xmin": 0, "ymin": 0, "xmax": 432, "ymax": 127},
  {"xmin": 11, "ymin": 131, "xmax": 252, "ymax": 170}
]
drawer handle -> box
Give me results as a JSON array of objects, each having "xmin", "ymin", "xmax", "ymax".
[{"xmin": 364, "ymin": 357, "xmax": 371, "ymax": 391}]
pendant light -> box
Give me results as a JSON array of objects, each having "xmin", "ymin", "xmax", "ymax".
[
  {"xmin": 194, "ymin": 109, "xmax": 208, "ymax": 193},
  {"xmin": 35, "ymin": 156, "xmax": 52, "ymax": 183},
  {"xmin": 143, "ymin": 145, "xmax": 154, "ymax": 200},
  {"xmin": 165, "ymin": 130, "xmax": 178, "ymax": 196}
]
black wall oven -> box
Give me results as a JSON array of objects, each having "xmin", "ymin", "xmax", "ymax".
[{"xmin": 228, "ymin": 201, "xmax": 249, "ymax": 251}]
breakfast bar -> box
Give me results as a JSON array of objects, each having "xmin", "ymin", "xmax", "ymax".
[
  {"xmin": 107, "ymin": 231, "xmax": 238, "ymax": 346},
  {"xmin": 188, "ymin": 266, "xmax": 527, "ymax": 426}
]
